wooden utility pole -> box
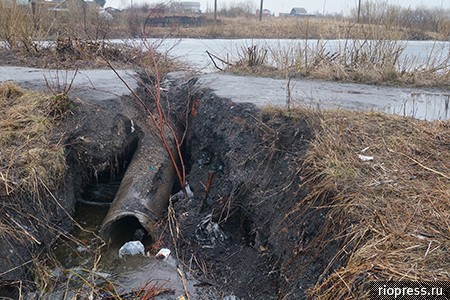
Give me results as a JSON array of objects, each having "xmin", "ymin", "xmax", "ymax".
[
  {"xmin": 259, "ymin": 0, "xmax": 263, "ymax": 21},
  {"xmin": 214, "ymin": 0, "xmax": 217, "ymax": 20},
  {"xmin": 357, "ymin": 0, "xmax": 361, "ymax": 22},
  {"xmin": 30, "ymin": 0, "xmax": 37, "ymax": 29}
]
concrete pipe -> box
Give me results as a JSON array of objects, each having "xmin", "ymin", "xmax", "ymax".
[{"xmin": 100, "ymin": 130, "xmax": 176, "ymax": 245}]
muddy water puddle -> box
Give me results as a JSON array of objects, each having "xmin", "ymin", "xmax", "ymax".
[{"xmin": 387, "ymin": 93, "xmax": 450, "ymax": 121}]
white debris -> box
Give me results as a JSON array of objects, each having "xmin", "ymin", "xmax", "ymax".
[
  {"xmin": 195, "ymin": 214, "xmax": 229, "ymax": 247},
  {"xmin": 76, "ymin": 245, "xmax": 87, "ymax": 253},
  {"xmin": 361, "ymin": 146, "xmax": 370, "ymax": 153},
  {"xmin": 155, "ymin": 248, "xmax": 171, "ymax": 259},
  {"xmin": 130, "ymin": 119, "xmax": 135, "ymax": 133},
  {"xmin": 118, "ymin": 241, "xmax": 145, "ymax": 259},
  {"xmin": 358, "ymin": 154, "xmax": 374, "ymax": 161},
  {"xmin": 185, "ymin": 182, "xmax": 194, "ymax": 199},
  {"xmin": 171, "ymin": 183, "xmax": 195, "ymax": 202}
]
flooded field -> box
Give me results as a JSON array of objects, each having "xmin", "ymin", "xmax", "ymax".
[{"xmin": 114, "ymin": 38, "xmax": 450, "ymax": 73}]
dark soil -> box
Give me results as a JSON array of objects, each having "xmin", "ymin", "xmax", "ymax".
[{"xmin": 150, "ymin": 81, "xmax": 344, "ymax": 299}]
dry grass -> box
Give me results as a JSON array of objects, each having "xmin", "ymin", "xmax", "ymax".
[
  {"xmin": 286, "ymin": 108, "xmax": 450, "ymax": 298},
  {"xmin": 0, "ymin": 82, "xmax": 67, "ymax": 249},
  {"xmin": 0, "ymin": 83, "xmax": 125, "ymax": 298},
  {"xmin": 224, "ymin": 36, "xmax": 450, "ymax": 88},
  {"xmin": 0, "ymin": 82, "xmax": 66, "ymax": 197},
  {"xmin": 0, "ymin": 82, "xmax": 74, "ymax": 297},
  {"xmin": 139, "ymin": 16, "xmax": 447, "ymax": 40}
]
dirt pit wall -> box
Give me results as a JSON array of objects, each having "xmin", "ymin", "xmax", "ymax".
[{"xmin": 156, "ymin": 83, "xmax": 343, "ymax": 299}]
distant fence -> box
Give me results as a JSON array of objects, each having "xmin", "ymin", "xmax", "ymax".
[{"xmin": 144, "ymin": 15, "xmax": 208, "ymax": 27}]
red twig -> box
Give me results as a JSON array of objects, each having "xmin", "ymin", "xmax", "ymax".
[{"xmin": 201, "ymin": 171, "xmax": 215, "ymax": 212}]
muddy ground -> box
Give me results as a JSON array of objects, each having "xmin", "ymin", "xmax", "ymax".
[{"xmin": 0, "ymin": 65, "xmax": 344, "ymax": 299}]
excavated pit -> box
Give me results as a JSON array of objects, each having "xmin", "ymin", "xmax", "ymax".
[
  {"xmin": 141, "ymin": 80, "xmax": 344, "ymax": 299},
  {"xmin": 70, "ymin": 74, "xmax": 341, "ymax": 299},
  {"xmin": 4, "ymin": 73, "xmax": 342, "ymax": 299}
]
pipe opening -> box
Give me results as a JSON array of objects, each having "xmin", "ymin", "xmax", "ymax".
[
  {"xmin": 106, "ymin": 216, "xmax": 151, "ymax": 248},
  {"xmin": 55, "ymin": 134, "xmax": 143, "ymax": 266}
]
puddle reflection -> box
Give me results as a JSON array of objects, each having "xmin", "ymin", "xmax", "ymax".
[{"xmin": 391, "ymin": 93, "xmax": 450, "ymax": 120}]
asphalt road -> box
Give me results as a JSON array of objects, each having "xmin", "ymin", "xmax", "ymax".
[
  {"xmin": 1, "ymin": 66, "xmax": 449, "ymax": 120},
  {"xmin": 197, "ymin": 73, "xmax": 450, "ymax": 121}
]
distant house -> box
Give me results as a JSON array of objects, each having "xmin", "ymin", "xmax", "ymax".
[
  {"xmin": 287, "ymin": 7, "xmax": 315, "ymax": 17},
  {"xmin": 255, "ymin": 8, "xmax": 272, "ymax": 17},
  {"xmin": 290, "ymin": 7, "xmax": 307, "ymax": 15}
]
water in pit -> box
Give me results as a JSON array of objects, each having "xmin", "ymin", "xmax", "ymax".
[
  {"xmin": 53, "ymin": 179, "xmax": 126, "ymax": 268},
  {"xmin": 51, "ymin": 179, "xmax": 215, "ymax": 299}
]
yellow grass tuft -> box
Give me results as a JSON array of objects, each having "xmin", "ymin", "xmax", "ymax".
[{"xmin": 0, "ymin": 82, "xmax": 66, "ymax": 200}]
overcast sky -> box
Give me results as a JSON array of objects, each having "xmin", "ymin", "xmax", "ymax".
[{"xmin": 106, "ymin": 0, "xmax": 449, "ymax": 15}]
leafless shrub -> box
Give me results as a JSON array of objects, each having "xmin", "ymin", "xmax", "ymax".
[
  {"xmin": 217, "ymin": 0, "xmax": 257, "ymax": 18},
  {"xmin": 0, "ymin": 0, "xmax": 114, "ymax": 55},
  {"xmin": 351, "ymin": 1, "xmax": 450, "ymax": 38},
  {"xmin": 227, "ymin": 33, "xmax": 449, "ymax": 87},
  {"xmin": 237, "ymin": 44, "xmax": 268, "ymax": 67},
  {"xmin": 0, "ymin": 0, "xmax": 51, "ymax": 52}
]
